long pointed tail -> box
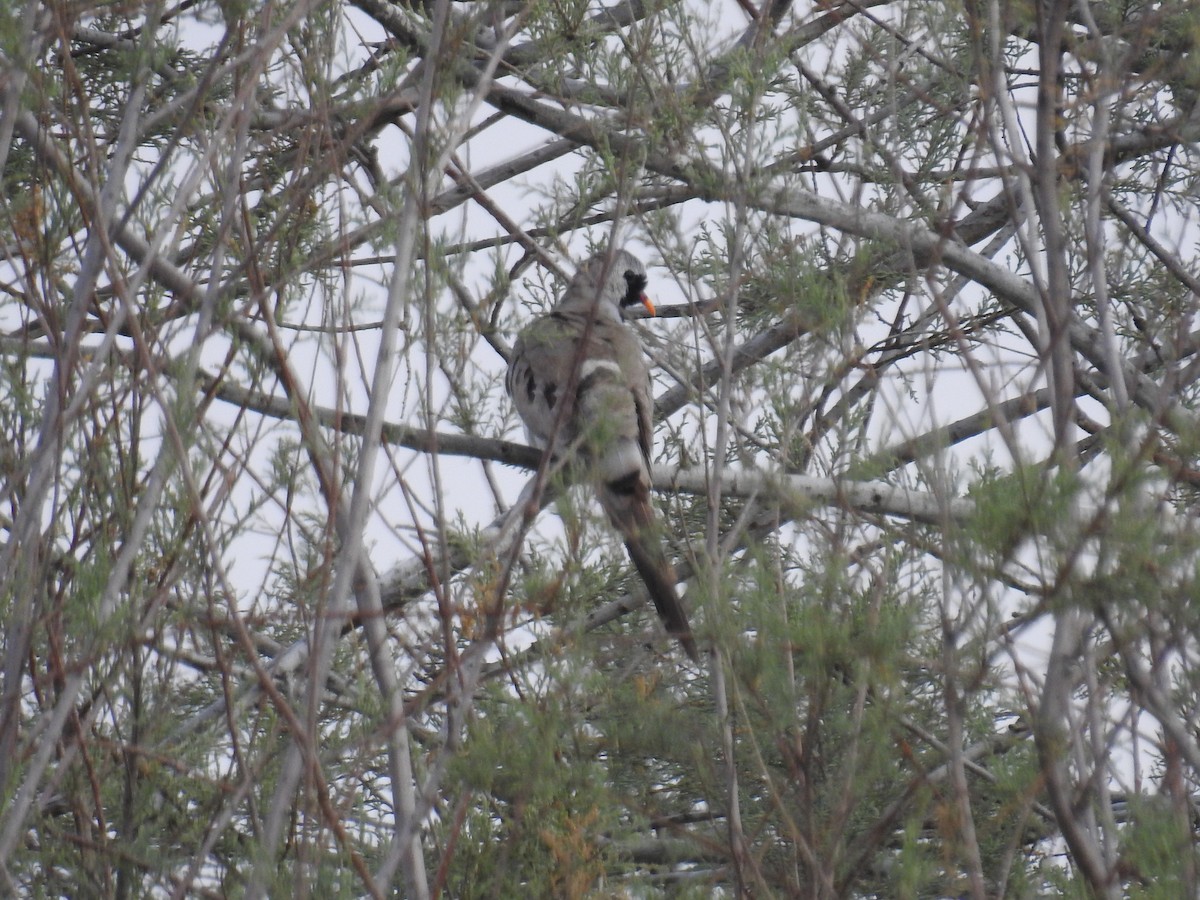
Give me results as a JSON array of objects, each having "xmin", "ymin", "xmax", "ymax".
[
  {"xmin": 598, "ymin": 477, "xmax": 698, "ymax": 662},
  {"xmin": 622, "ymin": 532, "xmax": 699, "ymax": 661}
]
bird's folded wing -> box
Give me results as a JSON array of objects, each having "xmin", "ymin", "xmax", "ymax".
[{"xmin": 508, "ymin": 311, "xmax": 649, "ymax": 451}]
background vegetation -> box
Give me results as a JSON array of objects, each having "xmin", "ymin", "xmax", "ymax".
[{"xmin": 2, "ymin": 0, "xmax": 1199, "ymax": 895}]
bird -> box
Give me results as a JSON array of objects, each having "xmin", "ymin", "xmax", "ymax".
[{"xmin": 506, "ymin": 248, "xmax": 698, "ymax": 661}]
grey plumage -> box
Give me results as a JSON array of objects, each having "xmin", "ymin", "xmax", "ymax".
[{"xmin": 507, "ymin": 249, "xmax": 698, "ymax": 660}]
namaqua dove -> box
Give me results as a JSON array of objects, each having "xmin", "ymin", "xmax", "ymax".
[{"xmin": 506, "ymin": 249, "xmax": 698, "ymax": 660}]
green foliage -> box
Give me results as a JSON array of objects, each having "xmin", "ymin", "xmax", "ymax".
[
  {"xmin": 963, "ymin": 464, "xmax": 1079, "ymax": 563},
  {"xmin": 1119, "ymin": 796, "xmax": 1200, "ymax": 898},
  {"xmin": 753, "ymin": 244, "xmax": 863, "ymax": 335},
  {"xmin": 9, "ymin": 0, "xmax": 1200, "ymax": 895},
  {"xmin": 441, "ymin": 680, "xmax": 619, "ymax": 898}
]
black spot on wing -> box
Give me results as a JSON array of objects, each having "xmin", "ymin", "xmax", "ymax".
[
  {"xmin": 524, "ymin": 371, "xmax": 537, "ymax": 404},
  {"xmin": 543, "ymin": 382, "xmax": 558, "ymax": 409}
]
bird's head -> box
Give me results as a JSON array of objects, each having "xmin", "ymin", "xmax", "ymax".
[
  {"xmin": 619, "ymin": 266, "xmax": 655, "ymax": 316},
  {"xmin": 569, "ymin": 249, "xmax": 655, "ymax": 319}
]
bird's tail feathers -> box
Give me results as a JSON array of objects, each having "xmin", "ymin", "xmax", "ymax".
[{"xmin": 598, "ymin": 479, "xmax": 699, "ymax": 662}]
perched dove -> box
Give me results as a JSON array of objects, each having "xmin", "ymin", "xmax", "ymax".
[{"xmin": 506, "ymin": 249, "xmax": 698, "ymax": 661}]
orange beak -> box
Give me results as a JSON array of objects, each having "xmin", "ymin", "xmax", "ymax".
[{"xmin": 640, "ymin": 294, "xmax": 656, "ymax": 316}]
